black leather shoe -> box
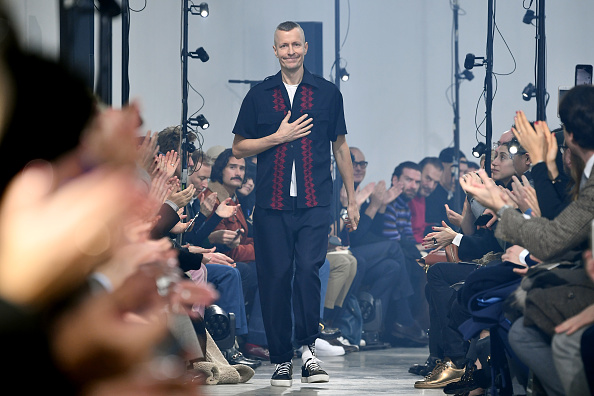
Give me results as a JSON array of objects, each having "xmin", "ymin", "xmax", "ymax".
[
  {"xmin": 443, "ymin": 366, "xmax": 491, "ymax": 394},
  {"xmin": 409, "ymin": 356, "xmax": 438, "ymax": 376},
  {"xmin": 221, "ymin": 347, "xmax": 262, "ymax": 369},
  {"xmin": 391, "ymin": 322, "xmax": 429, "ymax": 346}
]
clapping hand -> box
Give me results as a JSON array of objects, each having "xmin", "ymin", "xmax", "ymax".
[
  {"xmin": 168, "ymin": 184, "xmax": 195, "ymax": 208},
  {"xmin": 459, "ymin": 169, "xmax": 513, "ymax": 212},
  {"xmin": 508, "ymin": 175, "xmax": 541, "ymax": 216},
  {"xmin": 183, "ymin": 245, "xmax": 236, "ymax": 267},
  {"xmin": 215, "ymin": 197, "xmax": 239, "ymax": 219},
  {"xmin": 369, "ymin": 180, "xmax": 387, "ymax": 208},
  {"xmin": 136, "ymin": 130, "xmax": 159, "ymax": 174},
  {"xmin": 155, "ymin": 150, "xmax": 180, "ymax": 179},
  {"xmin": 422, "ymin": 220, "xmax": 458, "ymax": 253},
  {"xmin": 445, "ymin": 203, "xmax": 463, "ymax": 228},
  {"xmin": 0, "ymin": 162, "xmax": 138, "ymax": 309},
  {"xmin": 197, "ymin": 191, "xmax": 217, "ymax": 217},
  {"xmin": 383, "ymin": 182, "xmax": 403, "ymax": 206},
  {"xmin": 512, "ymin": 111, "xmax": 549, "ymax": 163}
]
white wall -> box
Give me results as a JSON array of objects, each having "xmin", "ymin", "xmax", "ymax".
[{"xmin": 5, "ymin": 0, "xmax": 594, "ymax": 185}]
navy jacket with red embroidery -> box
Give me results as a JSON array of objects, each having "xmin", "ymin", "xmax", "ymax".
[{"xmin": 232, "ymin": 68, "xmax": 347, "ymax": 210}]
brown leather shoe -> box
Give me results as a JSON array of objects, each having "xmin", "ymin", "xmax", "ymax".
[
  {"xmin": 414, "ymin": 359, "xmax": 465, "ymax": 389},
  {"xmin": 243, "ymin": 343, "xmax": 270, "ymax": 361}
]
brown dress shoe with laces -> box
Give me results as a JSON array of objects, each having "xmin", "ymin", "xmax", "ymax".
[{"xmin": 414, "ymin": 359, "xmax": 465, "ymax": 389}]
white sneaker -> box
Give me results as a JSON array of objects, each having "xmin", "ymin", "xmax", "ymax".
[
  {"xmin": 314, "ymin": 338, "xmax": 345, "ymax": 357},
  {"xmin": 359, "ymin": 339, "xmax": 366, "ymax": 347}
]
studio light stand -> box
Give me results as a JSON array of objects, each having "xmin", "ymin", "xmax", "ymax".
[
  {"xmin": 334, "ymin": 0, "xmax": 341, "ymax": 89},
  {"xmin": 121, "ymin": 0, "xmax": 130, "ymax": 105},
  {"xmin": 181, "ymin": 0, "xmax": 191, "ymax": 191},
  {"xmin": 179, "ymin": 0, "xmax": 209, "ymax": 244},
  {"xmin": 484, "ymin": 0, "xmax": 494, "ymax": 177},
  {"xmin": 96, "ymin": 0, "xmax": 121, "ymax": 105},
  {"xmin": 452, "ymin": 0, "xmax": 463, "ymax": 213},
  {"xmin": 465, "ymin": 0, "xmax": 494, "ymax": 177},
  {"xmin": 535, "ymin": 0, "xmax": 546, "ymax": 121}
]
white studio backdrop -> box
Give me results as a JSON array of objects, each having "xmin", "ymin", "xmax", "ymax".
[{"xmin": 5, "ymin": 0, "xmax": 594, "ymax": 185}]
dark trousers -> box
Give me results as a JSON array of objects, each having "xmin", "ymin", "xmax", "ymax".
[
  {"xmin": 426, "ymin": 261, "xmax": 478, "ymax": 360},
  {"xmin": 350, "ymin": 240, "xmax": 414, "ymax": 326},
  {"xmin": 253, "ymin": 205, "xmax": 329, "ymax": 364},
  {"xmin": 234, "ymin": 261, "xmax": 258, "ymax": 311}
]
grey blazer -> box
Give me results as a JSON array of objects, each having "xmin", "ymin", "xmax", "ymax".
[{"xmin": 495, "ymin": 169, "xmax": 594, "ymax": 262}]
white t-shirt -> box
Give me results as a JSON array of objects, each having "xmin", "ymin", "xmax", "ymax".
[{"xmin": 284, "ymin": 82, "xmax": 299, "ymax": 197}]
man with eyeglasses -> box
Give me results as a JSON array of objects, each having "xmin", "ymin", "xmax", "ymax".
[{"xmin": 338, "ymin": 147, "xmax": 417, "ymax": 346}]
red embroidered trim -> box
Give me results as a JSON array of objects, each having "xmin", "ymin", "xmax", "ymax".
[
  {"xmin": 300, "ymin": 86, "xmax": 314, "ymax": 113},
  {"xmin": 301, "ymin": 137, "xmax": 317, "ymax": 207},
  {"xmin": 273, "ymin": 88, "xmax": 287, "ymax": 114},
  {"xmin": 271, "ymin": 143, "xmax": 288, "ymax": 209}
]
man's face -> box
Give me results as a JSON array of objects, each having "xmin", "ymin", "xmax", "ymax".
[
  {"xmin": 351, "ymin": 148, "xmax": 367, "ymax": 184},
  {"xmin": 189, "ymin": 162, "xmax": 211, "ymax": 196},
  {"xmin": 273, "ymin": 28, "xmax": 308, "ymax": 73},
  {"xmin": 491, "ymin": 145, "xmax": 516, "ymax": 182},
  {"xmin": 222, "ymin": 157, "xmax": 246, "ymax": 191},
  {"xmin": 393, "ymin": 168, "xmax": 421, "ymax": 200},
  {"xmin": 419, "ymin": 164, "xmax": 443, "ymax": 197}
]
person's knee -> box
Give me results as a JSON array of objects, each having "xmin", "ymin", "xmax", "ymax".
[
  {"xmin": 426, "ymin": 262, "xmax": 446, "ymax": 284},
  {"xmin": 508, "ymin": 317, "xmax": 527, "ymax": 353},
  {"xmin": 330, "ymin": 257, "xmax": 350, "ymax": 274},
  {"xmin": 381, "ymin": 259, "xmax": 400, "ymax": 279},
  {"xmin": 552, "ymin": 331, "xmax": 578, "ymax": 359}
]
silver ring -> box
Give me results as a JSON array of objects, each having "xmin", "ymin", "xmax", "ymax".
[
  {"xmin": 433, "ymin": 238, "xmax": 438, "ymax": 245},
  {"xmin": 170, "ymin": 163, "xmax": 175, "ymax": 166}
]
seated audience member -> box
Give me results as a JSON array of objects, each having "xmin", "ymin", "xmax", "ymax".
[
  {"xmin": 324, "ymin": 223, "xmax": 359, "ymax": 352},
  {"xmin": 338, "ymin": 147, "xmax": 421, "ymax": 346},
  {"xmin": 514, "ymin": 126, "xmax": 573, "ymax": 220},
  {"xmin": 409, "ymin": 157, "xmax": 444, "ymax": 245},
  {"xmin": 439, "ymin": 125, "xmax": 576, "ymax": 395},
  {"xmin": 411, "ymin": 131, "xmax": 516, "ymax": 389},
  {"xmin": 460, "ymin": 88, "xmax": 594, "ymax": 396},
  {"xmin": 383, "ymin": 161, "xmax": 430, "ymax": 338},
  {"xmin": 184, "ymin": 149, "xmax": 238, "ymax": 247},
  {"xmin": 185, "ymin": 149, "xmax": 264, "ymax": 368},
  {"xmin": 424, "ymin": 148, "xmax": 468, "ymax": 233},
  {"xmin": 202, "ymin": 149, "xmax": 268, "ymax": 361},
  {"xmin": 154, "ymin": 132, "xmax": 260, "ymax": 368},
  {"xmin": 508, "ymin": 137, "xmax": 533, "ymax": 181},
  {"xmin": 151, "ymin": 126, "xmax": 197, "ymax": 240},
  {"xmin": 567, "ymin": 249, "xmax": 594, "ymax": 395},
  {"xmin": 236, "ymin": 156, "xmax": 257, "ymax": 237}
]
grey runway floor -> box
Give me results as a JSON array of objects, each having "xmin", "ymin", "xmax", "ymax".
[{"xmin": 203, "ymin": 345, "xmax": 446, "ymax": 395}]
